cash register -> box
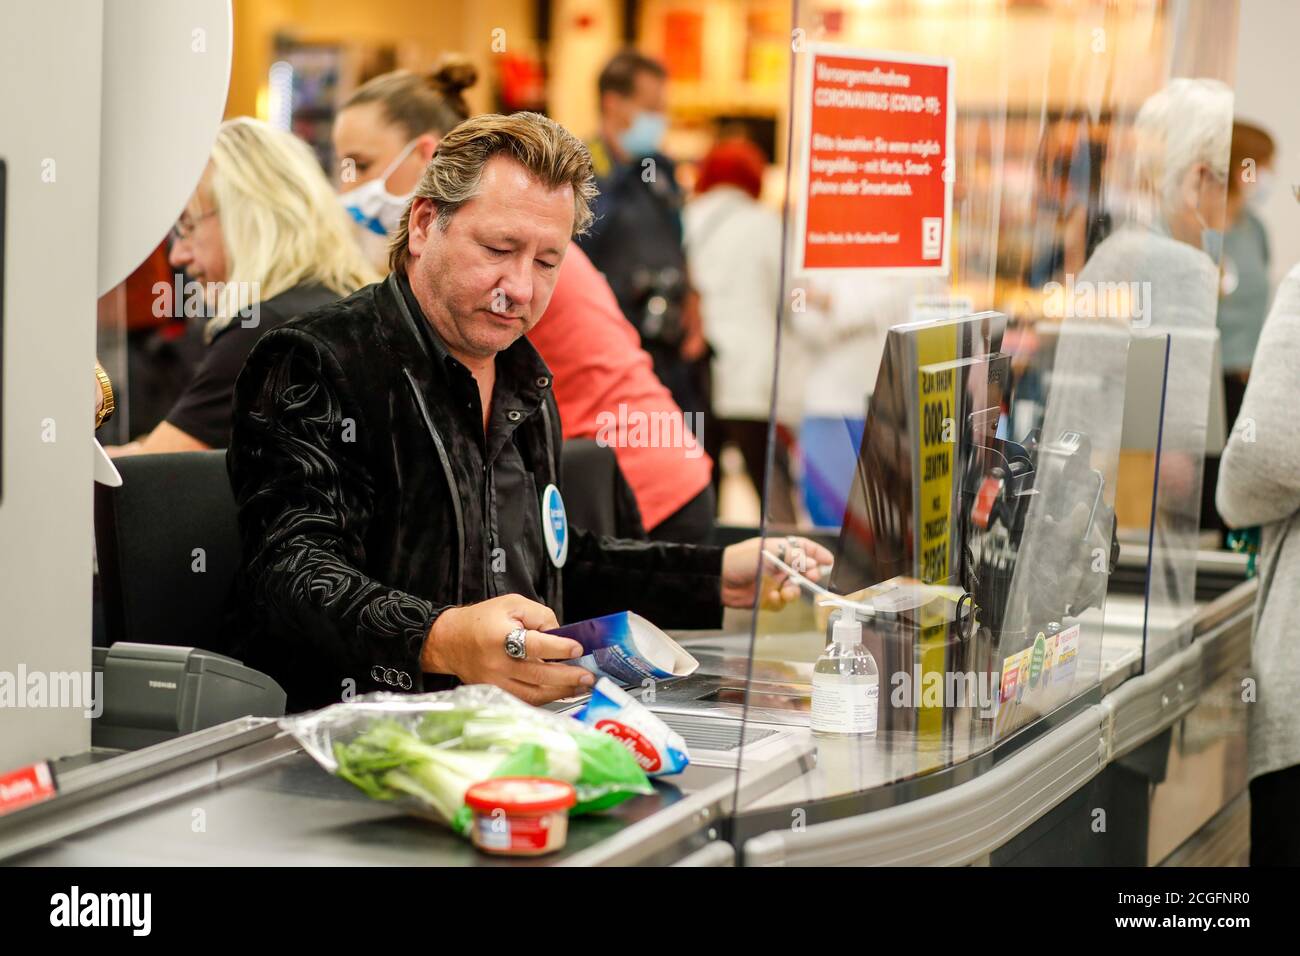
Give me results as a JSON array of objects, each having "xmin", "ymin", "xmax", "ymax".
[{"xmin": 91, "ymin": 643, "xmax": 286, "ymax": 751}]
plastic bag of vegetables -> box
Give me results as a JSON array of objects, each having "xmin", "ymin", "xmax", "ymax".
[{"xmin": 280, "ymin": 685, "xmax": 655, "ymax": 836}]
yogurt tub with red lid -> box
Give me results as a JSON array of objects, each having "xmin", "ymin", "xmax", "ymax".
[{"xmin": 464, "ymin": 777, "xmax": 577, "ymax": 856}]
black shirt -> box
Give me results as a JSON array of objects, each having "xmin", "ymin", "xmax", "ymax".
[
  {"xmin": 396, "ymin": 272, "xmax": 551, "ymax": 604},
  {"xmin": 166, "ymin": 283, "xmax": 339, "ymax": 448}
]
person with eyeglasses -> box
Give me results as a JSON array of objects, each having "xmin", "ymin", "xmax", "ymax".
[
  {"xmin": 109, "ymin": 117, "xmax": 376, "ymax": 455},
  {"xmin": 1040, "ymin": 79, "xmax": 1232, "ymax": 645}
]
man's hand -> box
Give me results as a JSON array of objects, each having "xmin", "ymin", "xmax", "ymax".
[
  {"xmin": 721, "ymin": 536, "xmax": 835, "ymax": 611},
  {"xmin": 420, "ymin": 593, "xmax": 594, "ymax": 705}
]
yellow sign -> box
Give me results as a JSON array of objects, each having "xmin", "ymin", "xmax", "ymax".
[
  {"xmin": 914, "ymin": 324, "xmax": 958, "ymax": 763},
  {"xmin": 915, "ymin": 325, "xmax": 957, "ymax": 584}
]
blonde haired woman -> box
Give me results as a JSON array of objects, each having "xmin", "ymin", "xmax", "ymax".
[{"xmin": 112, "ymin": 117, "xmax": 376, "ymax": 454}]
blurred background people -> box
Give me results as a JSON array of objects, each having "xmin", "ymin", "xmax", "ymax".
[
  {"xmin": 110, "ymin": 117, "xmax": 376, "ymax": 455},
  {"xmin": 1047, "ymin": 78, "xmax": 1232, "ymax": 626},
  {"xmin": 1202, "ymin": 121, "xmax": 1276, "ymax": 542},
  {"xmin": 332, "ymin": 57, "xmax": 714, "ymax": 542},
  {"xmin": 578, "ymin": 51, "xmax": 710, "ymax": 429},
  {"xmin": 1218, "ymin": 122, "xmax": 1276, "ymax": 381},
  {"xmin": 1217, "ymin": 260, "xmax": 1300, "ymax": 865},
  {"xmin": 1025, "ymin": 113, "xmax": 1101, "ymax": 287},
  {"xmin": 684, "ymin": 136, "xmax": 795, "ymax": 523},
  {"xmin": 335, "ymin": 56, "xmax": 473, "ymax": 272},
  {"xmin": 94, "ymin": 244, "xmax": 207, "ymax": 444},
  {"xmin": 789, "ymin": 276, "xmax": 920, "ymax": 527}
]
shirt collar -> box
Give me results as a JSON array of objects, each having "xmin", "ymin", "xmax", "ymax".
[{"xmin": 395, "ymin": 269, "xmax": 455, "ymax": 375}]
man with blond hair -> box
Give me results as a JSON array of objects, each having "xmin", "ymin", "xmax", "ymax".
[{"xmin": 228, "ymin": 111, "xmax": 830, "ymax": 711}]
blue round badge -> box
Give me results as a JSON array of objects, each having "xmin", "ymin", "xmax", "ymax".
[{"xmin": 540, "ymin": 483, "xmax": 568, "ymax": 568}]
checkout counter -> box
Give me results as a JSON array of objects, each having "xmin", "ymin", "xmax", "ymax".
[
  {"xmin": 0, "ymin": 302, "xmax": 1254, "ymax": 867},
  {"xmin": 734, "ymin": 553, "xmax": 1255, "ymax": 866},
  {"xmin": 0, "ymin": 0, "xmax": 1253, "ymax": 871},
  {"xmin": 0, "ymin": 548, "xmax": 1254, "ymax": 867}
]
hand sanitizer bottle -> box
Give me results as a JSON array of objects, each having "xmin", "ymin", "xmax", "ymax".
[{"xmin": 811, "ymin": 611, "xmax": 879, "ymax": 737}]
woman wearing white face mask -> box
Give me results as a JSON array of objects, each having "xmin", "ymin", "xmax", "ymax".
[
  {"xmin": 334, "ymin": 56, "xmax": 474, "ymax": 270},
  {"xmin": 329, "ymin": 55, "xmax": 718, "ymax": 544}
]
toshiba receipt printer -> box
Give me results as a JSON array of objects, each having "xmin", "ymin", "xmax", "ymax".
[{"xmin": 91, "ymin": 643, "xmax": 287, "ymax": 750}]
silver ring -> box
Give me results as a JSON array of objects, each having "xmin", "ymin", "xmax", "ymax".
[{"xmin": 504, "ymin": 626, "xmax": 528, "ymax": 660}]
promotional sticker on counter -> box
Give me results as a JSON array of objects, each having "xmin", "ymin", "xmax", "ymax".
[
  {"xmin": 1053, "ymin": 624, "xmax": 1081, "ymax": 685},
  {"xmin": 1000, "ymin": 648, "xmax": 1028, "ymax": 704},
  {"xmin": 796, "ymin": 45, "xmax": 954, "ymax": 273},
  {"xmin": 1039, "ymin": 633, "xmax": 1059, "ymax": 687},
  {"xmin": 0, "ymin": 760, "xmax": 56, "ymax": 816},
  {"xmin": 1028, "ymin": 632, "xmax": 1047, "ymax": 688}
]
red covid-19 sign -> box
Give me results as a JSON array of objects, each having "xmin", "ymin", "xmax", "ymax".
[{"xmin": 797, "ymin": 47, "xmax": 955, "ymax": 273}]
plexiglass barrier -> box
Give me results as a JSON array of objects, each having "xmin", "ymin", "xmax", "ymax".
[{"xmin": 731, "ymin": 0, "xmax": 1236, "ymax": 810}]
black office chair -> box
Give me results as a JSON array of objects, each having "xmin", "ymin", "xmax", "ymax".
[
  {"xmin": 560, "ymin": 439, "xmax": 645, "ymax": 539},
  {"xmin": 94, "ymin": 450, "xmax": 241, "ymax": 652},
  {"xmin": 94, "ymin": 444, "xmax": 638, "ymax": 652}
]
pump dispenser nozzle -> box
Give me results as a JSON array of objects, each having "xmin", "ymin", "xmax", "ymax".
[{"xmin": 831, "ymin": 613, "xmax": 863, "ymax": 647}]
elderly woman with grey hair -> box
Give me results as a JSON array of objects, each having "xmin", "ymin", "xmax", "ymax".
[
  {"xmin": 1023, "ymin": 79, "xmax": 1232, "ymax": 676},
  {"xmin": 1079, "ymin": 79, "xmax": 1232, "ymax": 655}
]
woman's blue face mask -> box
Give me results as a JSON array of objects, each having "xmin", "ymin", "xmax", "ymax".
[
  {"xmin": 1200, "ymin": 225, "xmax": 1225, "ymax": 262},
  {"xmin": 1194, "ymin": 167, "xmax": 1228, "ymax": 262}
]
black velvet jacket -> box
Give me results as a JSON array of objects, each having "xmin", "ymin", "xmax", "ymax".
[{"xmin": 226, "ymin": 273, "xmax": 724, "ymax": 711}]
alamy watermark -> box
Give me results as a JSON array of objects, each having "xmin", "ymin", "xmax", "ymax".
[
  {"xmin": 152, "ymin": 276, "xmax": 261, "ymax": 328},
  {"xmin": 0, "ymin": 665, "xmax": 102, "ymax": 718},
  {"xmin": 50, "ymin": 886, "xmax": 151, "ymax": 936},
  {"xmin": 1042, "ymin": 274, "xmax": 1151, "ymax": 328},
  {"xmin": 889, "ymin": 668, "xmax": 1000, "ymax": 718},
  {"xmin": 595, "ymin": 403, "xmax": 704, "ymax": 458}
]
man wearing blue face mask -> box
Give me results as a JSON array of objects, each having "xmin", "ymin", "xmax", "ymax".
[{"xmin": 579, "ymin": 51, "xmax": 710, "ymax": 441}]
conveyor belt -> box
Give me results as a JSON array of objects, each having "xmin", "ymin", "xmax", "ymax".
[{"xmin": 0, "ymin": 576, "xmax": 1254, "ymax": 867}]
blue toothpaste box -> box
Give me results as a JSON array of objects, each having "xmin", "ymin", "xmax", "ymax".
[{"xmin": 545, "ymin": 611, "xmax": 699, "ymax": 686}]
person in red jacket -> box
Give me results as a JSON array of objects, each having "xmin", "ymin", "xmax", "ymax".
[
  {"xmin": 531, "ymin": 241, "xmax": 714, "ymax": 538},
  {"xmin": 333, "ymin": 55, "xmax": 714, "ymax": 542}
]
